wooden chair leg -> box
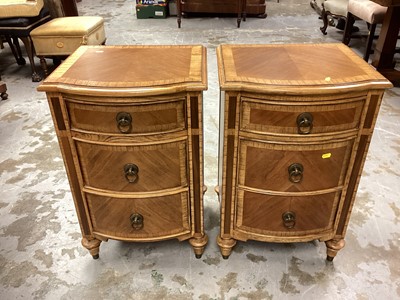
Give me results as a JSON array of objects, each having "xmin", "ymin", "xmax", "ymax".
[
  {"xmin": 39, "ymin": 57, "xmax": 49, "ymax": 78},
  {"xmin": 19, "ymin": 36, "xmax": 42, "ymax": 82},
  {"xmin": 4, "ymin": 36, "xmax": 26, "ymax": 65},
  {"xmin": 320, "ymin": 9, "xmax": 329, "ymax": 35},
  {"xmin": 0, "ymin": 81, "xmax": 8, "ymax": 100},
  {"xmin": 364, "ymin": 23, "xmax": 376, "ymax": 62},
  {"xmin": 343, "ymin": 12, "xmax": 355, "ymax": 45}
]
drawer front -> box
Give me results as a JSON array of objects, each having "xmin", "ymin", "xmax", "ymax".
[
  {"xmin": 76, "ymin": 140, "xmax": 187, "ymax": 192},
  {"xmin": 236, "ymin": 190, "xmax": 339, "ymax": 236},
  {"xmin": 87, "ymin": 192, "xmax": 190, "ymax": 239},
  {"xmin": 241, "ymin": 97, "xmax": 365, "ymax": 135},
  {"xmin": 238, "ymin": 139, "xmax": 354, "ymax": 192},
  {"xmin": 66, "ymin": 98, "xmax": 186, "ymax": 135}
]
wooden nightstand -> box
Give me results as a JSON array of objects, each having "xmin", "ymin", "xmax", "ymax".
[
  {"xmin": 216, "ymin": 43, "xmax": 392, "ymax": 260},
  {"xmin": 38, "ymin": 45, "xmax": 208, "ymax": 259}
]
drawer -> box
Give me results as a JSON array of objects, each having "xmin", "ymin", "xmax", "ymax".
[
  {"xmin": 66, "ymin": 98, "xmax": 186, "ymax": 135},
  {"xmin": 76, "ymin": 139, "xmax": 187, "ymax": 192},
  {"xmin": 238, "ymin": 138, "xmax": 354, "ymax": 192},
  {"xmin": 86, "ymin": 192, "xmax": 190, "ymax": 240},
  {"xmin": 236, "ymin": 190, "xmax": 339, "ymax": 235},
  {"xmin": 240, "ymin": 97, "xmax": 365, "ymax": 135}
]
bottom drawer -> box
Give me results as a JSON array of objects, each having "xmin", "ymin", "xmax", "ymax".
[
  {"xmin": 236, "ymin": 190, "xmax": 340, "ymax": 237},
  {"xmin": 86, "ymin": 192, "xmax": 190, "ymax": 240}
]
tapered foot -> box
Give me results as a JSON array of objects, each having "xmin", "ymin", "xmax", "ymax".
[
  {"xmin": 325, "ymin": 238, "xmax": 345, "ymax": 261},
  {"xmin": 189, "ymin": 234, "xmax": 208, "ymax": 258},
  {"xmin": 1, "ymin": 92, "xmax": 8, "ymax": 100},
  {"xmin": 82, "ymin": 237, "xmax": 102, "ymax": 259},
  {"xmin": 217, "ymin": 236, "xmax": 236, "ymax": 259}
]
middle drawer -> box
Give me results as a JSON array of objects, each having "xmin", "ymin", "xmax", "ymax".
[
  {"xmin": 75, "ymin": 139, "xmax": 188, "ymax": 192},
  {"xmin": 238, "ymin": 138, "xmax": 355, "ymax": 192}
]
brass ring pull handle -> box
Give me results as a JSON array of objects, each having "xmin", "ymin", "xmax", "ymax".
[
  {"xmin": 282, "ymin": 211, "xmax": 296, "ymax": 229},
  {"xmin": 297, "ymin": 112, "xmax": 313, "ymax": 134},
  {"xmin": 288, "ymin": 163, "xmax": 304, "ymax": 183},
  {"xmin": 130, "ymin": 213, "xmax": 144, "ymax": 230},
  {"xmin": 116, "ymin": 112, "xmax": 132, "ymax": 133},
  {"xmin": 124, "ymin": 163, "xmax": 139, "ymax": 183}
]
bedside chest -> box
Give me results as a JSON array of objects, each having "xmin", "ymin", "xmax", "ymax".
[
  {"xmin": 38, "ymin": 45, "xmax": 208, "ymax": 259},
  {"xmin": 216, "ymin": 43, "xmax": 392, "ymax": 260}
]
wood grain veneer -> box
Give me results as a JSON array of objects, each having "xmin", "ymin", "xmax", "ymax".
[
  {"xmin": 216, "ymin": 43, "xmax": 392, "ymax": 260},
  {"xmin": 38, "ymin": 45, "xmax": 208, "ymax": 259}
]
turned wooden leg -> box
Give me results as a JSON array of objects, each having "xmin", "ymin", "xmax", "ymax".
[
  {"xmin": 39, "ymin": 57, "xmax": 49, "ymax": 78},
  {"xmin": 0, "ymin": 81, "xmax": 8, "ymax": 100},
  {"xmin": 5, "ymin": 36, "xmax": 26, "ymax": 65},
  {"xmin": 189, "ymin": 234, "xmax": 208, "ymax": 259},
  {"xmin": 81, "ymin": 237, "xmax": 102, "ymax": 259},
  {"xmin": 19, "ymin": 36, "xmax": 42, "ymax": 82},
  {"xmin": 325, "ymin": 238, "xmax": 345, "ymax": 261},
  {"xmin": 217, "ymin": 236, "xmax": 237, "ymax": 259},
  {"xmin": 320, "ymin": 9, "xmax": 329, "ymax": 35}
]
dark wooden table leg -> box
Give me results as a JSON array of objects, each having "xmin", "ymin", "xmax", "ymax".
[
  {"xmin": 177, "ymin": 0, "xmax": 182, "ymax": 28},
  {"xmin": 0, "ymin": 81, "xmax": 8, "ymax": 100},
  {"xmin": 372, "ymin": 6, "xmax": 400, "ymax": 85}
]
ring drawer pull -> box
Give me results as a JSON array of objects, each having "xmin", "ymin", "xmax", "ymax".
[
  {"xmin": 297, "ymin": 112, "xmax": 313, "ymax": 134},
  {"xmin": 282, "ymin": 211, "xmax": 296, "ymax": 229},
  {"xmin": 116, "ymin": 112, "xmax": 132, "ymax": 133},
  {"xmin": 288, "ymin": 163, "xmax": 304, "ymax": 183},
  {"xmin": 130, "ymin": 213, "xmax": 144, "ymax": 230},
  {"xmin": 124, "ymin": 163, "xmax": 139, "ymax": 183}
]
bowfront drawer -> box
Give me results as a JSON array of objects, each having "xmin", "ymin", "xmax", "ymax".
[
  {"xmin": 66, "ymin": 98, "xmax": 186, "ymax": 135},
  {"xmin": 76, "ymin": 139, "xmax": 187, "ymax": 192},
  {"xmin": 236, "ymin": 190, "xmax": 339, "ymax": 236},
  {"xmin": 87, "ymin": 192, "xmax": 190, "ymax": 240},
  {"xmin": 240, "ymin": 97, "xmax": 365, "ymax": 135},
  {"xmin": 238, "ymin": 138, "xmax": 354, "ymax": 192}
]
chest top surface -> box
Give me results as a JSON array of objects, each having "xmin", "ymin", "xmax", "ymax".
[
  {"xmin": 37, "ymin": 45, "xmax": 207, "ymax": 96},
  {"xmin": 217, "ymin": 43, "xmax": 392, "ymax": 93}
]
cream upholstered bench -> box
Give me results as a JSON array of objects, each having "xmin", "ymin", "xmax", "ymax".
[
  {"xmin": 342, "ymin": 0, "xmax": 387, "ymax": 62},
  {"xmin": 320, "ymin": 0, "xmax": 349, "ymax": 34},
  {"xmin": 30, "ymin": 16, "xmax": 106, "ymax": 77}
]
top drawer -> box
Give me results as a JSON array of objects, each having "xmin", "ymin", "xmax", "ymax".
[
  {"xmin": 240, "ymin": 97, "xmax": 365, "ymax": 135},
  {"xmin": 65, "ymin": 98, "xmax": 186, "ymax": 135}
]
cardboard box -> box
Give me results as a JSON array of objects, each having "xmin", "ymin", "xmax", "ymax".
[{"xmin": 136, "ymin": 4, "xmax": 167, "ymax": 19}]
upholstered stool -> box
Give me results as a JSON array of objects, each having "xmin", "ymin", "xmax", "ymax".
[
  {"xmin": 342, "ymin": 0, "xmax": 387, "ymax": 61},
  {"xmin": 31, "ymin": 16, "xmax": 106, "ymax": 77},
  {"xmin": 320, "ymin": 0, "xmax": 349, "ymax": 34},
  {"xmin": 0, "ymin": 2, "xmax": 51, "ymax": 82}
]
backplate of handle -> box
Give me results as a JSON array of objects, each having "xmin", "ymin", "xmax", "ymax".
[
  {"xmin": 130, "ymin": 213, "xmax": 143, "ymax": 230},
  {"xmin": 116, "ymin": 112, "xmax": 132, "ymax": 133},
  {"xmin": 282, "ymin": 211, "xmax": 296, "ymax": 229},
  {"xmin": 124, "ymin": 163, "xmax": 139, "ymax": 183},
  {"xmin": 288, "ymin": 163, "xmax": 303, "ymax": 183},
  {"xmin": 297, "ymin": 112, "xmax": 313, "ymax": 134}
]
